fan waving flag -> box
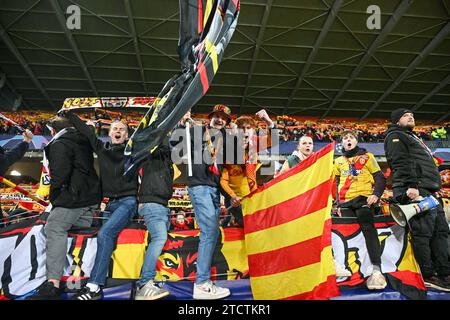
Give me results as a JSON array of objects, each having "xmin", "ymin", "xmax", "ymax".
[
  {"xmin": 124, "ymin": 0, "xmax": 240, "ymax": 174},
  {"xmin": 242, "ymin": 143, "xmax": 340, "ymax": 300}
]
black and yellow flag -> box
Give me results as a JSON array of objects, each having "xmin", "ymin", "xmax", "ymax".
[{"xmin": 124, "ymin": 0, "xmax": 240, "ymax": 175}]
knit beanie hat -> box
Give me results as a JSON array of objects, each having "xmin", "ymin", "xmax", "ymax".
[{"xmin": 391, "ymin": 108, "xmax": 412, "ymax": 124}]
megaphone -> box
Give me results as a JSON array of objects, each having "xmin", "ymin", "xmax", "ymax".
[{"xmin": 389, "ymin": 196, "xmax": 440, "ymax": 227}]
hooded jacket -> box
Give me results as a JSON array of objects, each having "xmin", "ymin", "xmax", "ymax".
[
  {"xmin": 45, "ymin": 128, "xmax": 101, "ymax": 208},
  {"xmin": 138, "ymin": 137, "xmax": 174, "ymax": 206},
  {"xmin": 170, "ymin": 124, "xmax": 228, "ymax": 188},
  {"xmin": 0, "ymin": 142, "xmax": 29, "ymax": 176},
  {"xmin": 384, "ymin": 124, "xmax": 441, "ymax": 191}
]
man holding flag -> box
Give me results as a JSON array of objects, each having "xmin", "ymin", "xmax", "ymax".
[{"xmin": 171, "ymin": 104, "xmax": 232, "ymax": 300}]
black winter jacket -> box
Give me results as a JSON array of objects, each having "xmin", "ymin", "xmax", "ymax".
[
  {"xmin": 45, "ymin": 128, "xmax": 101, "ymax": 208},
  {"xmin": 0, "ymin": 142, "xmax": 29, "ymax": 176},
  {"xmin": 170, "ymin": 124, "xmax": 229, "ymax": 188},
  {"xmin": 384, "ymin": 125, "xmax": 441, "ymax": 191},
  {"xmin": 138, "ymin": 138, "xmax": 174, "ymax": 206},
  {"xmin": 68, "ymin": 112, "xmax": 138, "ymax": 198}
]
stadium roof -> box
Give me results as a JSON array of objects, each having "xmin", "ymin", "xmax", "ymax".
[{"xmin": 0, "ymin": 0, "xmax": 449, "ymax": 121}]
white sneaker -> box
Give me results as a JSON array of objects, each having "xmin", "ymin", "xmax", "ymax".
[
  {"xmin": 366, "ymin": 271, "xmax": 387, "ymax": 290},
  {"xmin": 334, "ymin": 260, "xmax": 352, "ymax": 277},
  {"xmin": 193, "ymin": 281, "xmax": 230, "ymax": 300},
  {"xmin": 135, "ymin": 280, "xmax": 170, "ymax": 300}
]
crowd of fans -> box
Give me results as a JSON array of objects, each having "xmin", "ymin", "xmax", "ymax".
[
  {"xmin": 1, "ymin": 111, "xmax": 449, "ymax": 142},
  {"xmin": 274, "ymin": 116, "xmax": 450, "ymax": 143}
]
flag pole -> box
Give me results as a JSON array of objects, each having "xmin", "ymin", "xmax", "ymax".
[
  {"xmin": 186, "ymin": 122, "xmax": 193, "ymax": 177},
  {"xmin": 0, "ymin": 176, "xmax": 49, "ymax": 207},
  {"xmin": 0, "ymin": 113, "xmax": 26, "ymax": 132}
]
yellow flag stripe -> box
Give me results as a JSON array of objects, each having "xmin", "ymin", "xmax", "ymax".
[
  {"xmin": 203, "ymin": 0, "xmax": 214, "ymax": 27},
  {"xmin": 250, "ymin": 247, "xmax": 335, "ymax": 300},
  {"xmin": 243, "ymin": 152, "xmax": 333, "ymax": 216},
  {"xmin": 245, "ymin": 204, "xmax": 331, "ymax": 255},
  {"xmin": 72, "ymin": 247, "xmax": 82, "ymax": 276},
  {"xmin": 149, "ymin": 93, "xmax": 170, "ymax": 125},
  {"xmin": 398, "ymin": 234, "xmax": 420, "ymax": 272},
  {"xmin": 205, "ymin": 39, "xmax": 218, "ymax": 73}
]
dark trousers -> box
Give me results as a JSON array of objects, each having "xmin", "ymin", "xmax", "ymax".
[
  {"xmin": 394, "ymin": 187, "xmax": 450, "ymax": 278},
  {"xmin": 341, "ymin": 196, "xmax": 382, "ymax": 266}
]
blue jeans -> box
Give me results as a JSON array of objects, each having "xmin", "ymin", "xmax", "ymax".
[
  {"xmin": 188, "ymin": 185, "xmax": 221, "ymax": 284},
  {"xmin": 137, "ymin": 202, "xmax": 170, "ymax": 287},
  {"xmin": 89, "ymin": 196, "xmax": 137, "ymax": 285}
]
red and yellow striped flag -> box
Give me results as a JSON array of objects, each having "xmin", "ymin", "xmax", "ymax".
[{"xmin": 242, "ymin": 143, "xmax": 340, "ymax": 300}]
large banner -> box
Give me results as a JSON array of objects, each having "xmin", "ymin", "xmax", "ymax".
[
  {"xmin": 60, "ymin": 97, "xmax": 157, "ymax": 110},
  {"xmin": 0, "ymin": 218, "xmax": 248, "ymax": 299},
  {"xmin": 0, "ymin": 186, "xmax": 45, "ymax": 213},
  {"xmin": 0, "ymin": 214, "xmax": 432, "ymax": 300},
  {"xmin": 332, "ymin": 216, "xmax": 426, "ymax": 300}
]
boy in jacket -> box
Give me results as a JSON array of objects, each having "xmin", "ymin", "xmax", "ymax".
[
  {"xmin": 334, "ymin": 130, "xmax": 386, "ymax": 290},
  {"xmin": 134, "ymin": 137, "xmax": 174, "ymax": 300},
  {"xmin": 27, "ymin": 116, "xmax": 101, "ymax": 300}
]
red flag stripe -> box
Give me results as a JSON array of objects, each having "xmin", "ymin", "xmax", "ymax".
[
  {"xmin": 337, "ymin": 155, "xmax": 367, "ymax": 203},
  {"xmin": 389, "ymin": 270, "xmax": 426, "ymax": 290},
  {"xmin": 198, "ymin": 0, "xmax": 203, "ymax": 33},
  {"xmin": 198, "ymin": 59, "xmax": 209, "ymax": 94},
  {"xmin": 281, "ymin": 275, "xmax": 340, "ymax": 300},
  {"xmin": 248, "ymin": 235, "xmax": 331, "ymax": 277},
  {"xmin": 338, "ymin": 176, "xmax": 353, "ymax": 203},
  {"xmin": 0, "ymin": 227, "xmax": 33, "ymax": 236},
  {"xmin": 116, "ymin": 229, "xmax": 147, "ymax": 245},
  {"xmin": 246, "ymin": 143, "xmax": 335, "ymax": 199},
  {"xmin": 244, "ymin": 179, "xmax": 332, "ymax": 234},
  {"xmin": 223, "ymin": 227, "xmax": 244, "ymax": 242}
]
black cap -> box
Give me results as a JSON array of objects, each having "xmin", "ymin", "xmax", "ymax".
[{"xmin": 391, "ymin": 108, "xmax": 413, "ymax": 124}]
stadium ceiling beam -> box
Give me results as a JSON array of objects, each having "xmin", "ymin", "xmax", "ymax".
[
  {"xmin": 320, "ymin": 0, "xmax": 413, "ymax": 119},
  {"xmin": 259, "ymin": 46, "xmax": 298, "ymax": 76},
  {"xmin": 0, "ymin": 23, "xmax": 55, "ymax": 108},
  {"xmin": 238, "ymin": 0, "xmax": 274, "ymax": 114},
  {"xmin": 138, "ymin": 11, "xmax": 179, "ymax": 38},
  {"xmin": 412, "ymin": 73, "xmax": 450, "ymax": 112},
  {"xmin": 139, "ymin": 39, "xmax": 180, "ymax": 64},
  {"xmin": 336, "ymin": 15, "xmax": 395, "ymax": 81},
  {"xmin": 4, "ymin": 0, "xmax": 41, "ymax": 31},
  {"xmin": 124, "ymin": 0, "xmax": 149, "ymax": 95},
  {"xmin": 0, "ymin": 73, "xmax": 5, "ymax": 90},
  {"xmin": 436, "ymin": 110, "xmax": 450, "ymax": 123},
  {"xmin": 282, "ymin": 0, "xmax": 343, "ymax": 115},
  {"xmin": 361, "ymin": 21, "xmax": 450, "ymax": 119},
  {"xmin": 66, "ymin": 0, "xmax": 130, "ymax": 36},
  {"xmin": 88, "ymin": 39, "xmax": 134, "ymax": 67},
  {"xmin": 8, "ymin": 32, "xmax": 79, "ymax": 65},
  {"xmin": 405, "ymin": 61, "xmax": 450, "ymax": 80},
  {"xmin": 49, "ymin": 0, "xmax": 99, "ymax": 97},
  {"xmin": 0, "ymin": 68, "xmax": 32, "ymax": 110}
]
